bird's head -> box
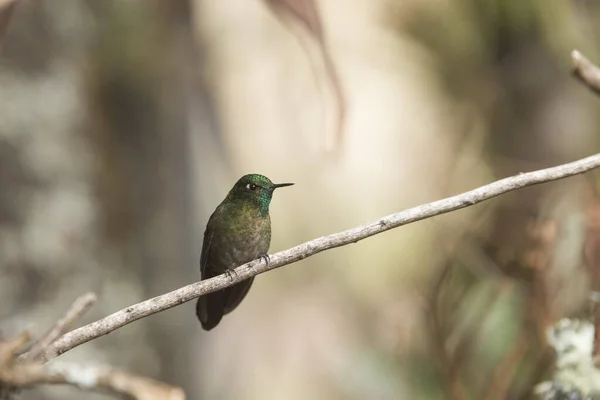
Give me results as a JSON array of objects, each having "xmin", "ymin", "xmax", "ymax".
[{"xmin": 226, "ymin": 174, "xmax": 294, "ymax": 214}]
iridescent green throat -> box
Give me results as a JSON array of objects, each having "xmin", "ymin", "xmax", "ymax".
[{"xmin": 257, "ymin": 191, "xmax": 272, "ymax": 216}]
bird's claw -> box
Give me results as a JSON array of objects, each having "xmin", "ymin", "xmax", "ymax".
[
  {"xmin": 259, "ymin": 254, "xmax": 270, "ymax": 267},
  {"xmin": 224, "ymin": 268, "xmax": 237, "ymax": 281}
]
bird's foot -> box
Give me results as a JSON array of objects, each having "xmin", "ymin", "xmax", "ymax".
[
  {"xmin": 224, "ymin": 268, "xmax": 237, "ymax": 281},
  {"xmin": 259, "ymin": 254, "xmax": 270, "ymax": 267}
]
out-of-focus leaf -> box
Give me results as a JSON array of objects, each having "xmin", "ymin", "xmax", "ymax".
[
  {"xmin": 267, "ymin": 0, "xmax": 323, "ymax": 37},
  {"xmin": 264, "ymin": 0, "xmax": 346, "ymax": 152}
]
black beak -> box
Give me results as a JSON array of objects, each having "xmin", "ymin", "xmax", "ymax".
[{"xmin": 273, "ymin": 182, "xmax": 294, "ymax": 189}]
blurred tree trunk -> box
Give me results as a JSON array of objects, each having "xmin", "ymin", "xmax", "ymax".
[{"xmin": 0, "ymin": 1, "xmax": 209, "ymax": 398}]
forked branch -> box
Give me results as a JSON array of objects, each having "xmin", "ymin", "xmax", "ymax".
[
  {"xmin": 0, "ymin": 332, "xmax": 184, "ymax": 400},
  {"xmin": 21, "ymin": 293, "xmax": 97, "ymax": 362}
]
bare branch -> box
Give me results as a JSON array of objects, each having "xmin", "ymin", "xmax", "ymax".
[
  {"xmin": 21, "ymin": 293, "xmax": 97, "ymax": 362},
  {"xmin": 22, "ymin": 151, "xmax": 600, "ymax": 362},
  {"xmin": 0, "ymin": 333, "xmax": 185, "ymax": 400},
  {"xmin": 572, "ymin": 50, "xmax": 600, "ymax": 95}
]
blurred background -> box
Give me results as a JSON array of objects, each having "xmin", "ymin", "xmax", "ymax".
[{"xmin": 1, "ymin": 0, "xmax": 600, "ymax": 399}]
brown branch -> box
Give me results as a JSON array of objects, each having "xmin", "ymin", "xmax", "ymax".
[
  {"xmin": 24, "ymin": 151, "xmax": 600, "ymax": 363},
  {"xmin": 21, "ymin": 293, "xmax": 97, "ymax": 362},
  {"xmin": 427, "ymin": 261, "xmax": 469, "ymax": 400},
  {"xmin": 572, "ymin": 50, "xmax": 600, "ymax": 95},
  {"xmin": 589, "ymin": 292, "xmax": 600, "ymax": 368},
  {"xmin": 583, "ymin": 188, "xmax": 600, "ymax": 366},
  {"xmin": 0, "ymin": 0, "xmax": 16, "ymax": 50},
  {"xmin": 514, "ymin": 347, "xmax": 554, "ymax": 400},
  {"xmin": 0, "ymin": 332, "xmax": 184, "ymax": 400},
  {"xmin": 483, "ymin": 333, "xmax": 529, "ymax": 400}
]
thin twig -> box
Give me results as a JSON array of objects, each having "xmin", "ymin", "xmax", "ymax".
[
  {"xmin": 21, "ymin": 293, "xmax": 97, "ymax": 362},
  {"xmin": 21, "ymin": 152, "xmax": 600, "ymax": 363},
  {"xmin": 0, "ymin": 333, "xmax": 184, "ymax": 400},
  {"xmin": 572, "ymin": 50, "xmax": 600, "ymax": 95}
]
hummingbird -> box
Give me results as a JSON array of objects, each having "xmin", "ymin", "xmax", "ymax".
[{"xmin": 196, "ymin": 174, "xmax": 294, "ymax": 330}]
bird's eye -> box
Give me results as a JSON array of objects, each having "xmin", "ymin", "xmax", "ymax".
[{"xmin": 246, "ymin": 183, "xmax": 258, "ymax": 191}]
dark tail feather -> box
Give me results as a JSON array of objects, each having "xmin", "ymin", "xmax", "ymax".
[
  {"xmin": 223, "ymin": 277, "xmax": 254, "ymax": 315},
  {"xmin": 196, "ymin": 278, "xmax": 255, "ymax": 331},
  {"xmin": 196, "ymin": 290, "xmax": 227, "ymax": 331}
]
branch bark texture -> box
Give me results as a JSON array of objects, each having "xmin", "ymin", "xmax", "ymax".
[{"xmin": 28, "ymin": 152, "xmax": 600, "ymax": 362}]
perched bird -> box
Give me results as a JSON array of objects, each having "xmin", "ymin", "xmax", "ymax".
[{"xmin": 196, "ymin": 174, "xmax": 294, "ymax": 330}]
